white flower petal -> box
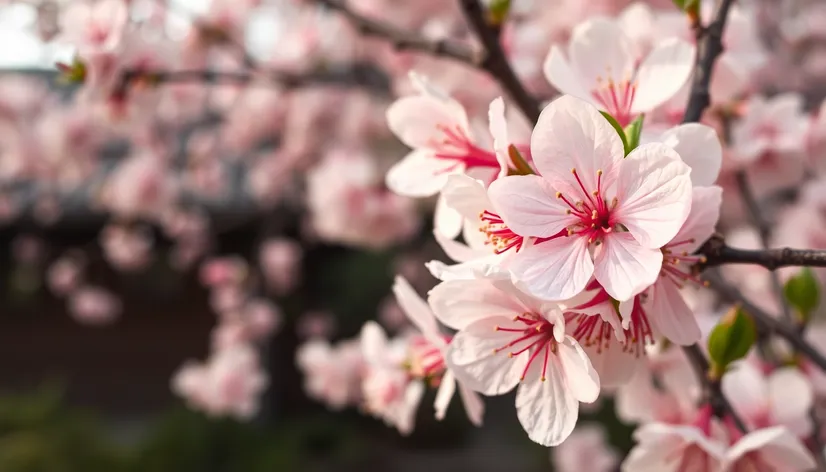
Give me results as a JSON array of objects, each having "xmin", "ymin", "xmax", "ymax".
[
  {"xmin": 487, "ymin": 175, "xmax": 577, "ymax": 238},
  {"xmin": 434, "ymin": 193, "xmax": 465, "ymax": 238},
  {"xmin": 558, "ymin": 338, "xmax": 600, "ymax": 403},
  {"xmin": 428, "ymin": 279, "xmax": 525, "ymax": 330},
  {"xmin": 508, "ymin": 235, "xmax": 594, "ymax": 301},
  {"xmin": 515, "ymin": 354, "xmax": 579, "ymax": 446},
  {"xmin": 593, "ymin": 233, "xmax": 662, "ymax": 302},
  {"xmin": 386, "ymin": 149, "xmax": 455, "ymax": 197},
  {"xmin": 646, "ymin": 279, "xmax": 701, "ymax": 345},
  {"xmin": 631, "ymin": 38, "xmax": 696, "ymax": 114},
  {"xmin": 659, "ymin": 123, "xmax": 722, "ymax": 187},
  {"xmin": 615, "ymin": 143, "xmax": 693, "ymax": 248},
  {"xmin": 434, "ymin": 370, "xmax": 456, "ymax": 421},
  {"xmin": 392, "ymin": 275, "xmax": 441, "ymax": 343},
  {"xmin": 670, "ymin": 186, "xmax": 722, "ymax": 253}
]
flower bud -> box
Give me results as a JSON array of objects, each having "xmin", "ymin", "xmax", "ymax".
[
  {"xmin": 707, "ymin": 305, "xmax": 756, "ymax": 378},
  {"xmin": 784, "ymin": 268, "xmax": 820, "ymax": 323}
]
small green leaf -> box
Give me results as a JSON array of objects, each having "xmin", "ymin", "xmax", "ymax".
[
  {"xmin": 672, "ymin": 0, "xmax": 699, "ymax": 11},
  {"xmin": 624, "ymin": 114, "xmax": 645, "ymax": 153},
  {"xmin": 600, "ymin": 111, "xmax": 630, "ymax": 156},
  {"xmin": 506, "ymin": 144, "xmax": 535, "ymax": 176},
  {"xmin": 707, "ymin": 306, "xmax": 756, "ymax": 375},
  {"xmin": 486, "ymin": 0, "xmax": 511, "ymax": 26},
  {"xmin": 784, "ymin": 268, "xmax": 820, "ymax": 322}
]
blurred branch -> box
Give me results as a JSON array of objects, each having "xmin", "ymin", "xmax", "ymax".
[
  {"xmin": 458, "ymin": 0, "xmax": 541, "ymax": 123},
  {"xmin": 315, "ymin": 0, "xmax": 479, "ymax": 63},
  {"xmin": 316, "ymin": 0, "xmax": 542, "ymax": 123},
  {"xmin": 682, "ymin": 344, "xmax": 748, "ymax": 433}
]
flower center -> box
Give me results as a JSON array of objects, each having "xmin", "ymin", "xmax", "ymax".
[
  {"xmin": 660, "ymin": 238, "xmax": 709, "ymax": 288},
  {"xmin": 479, "ymin": 209, "xmax": 524, "ymax": 254},
  {"xmin": 591, "ymin": 77, "xmax": 637, "ymax": 127},
  {"xmin": 492, "ymin": 313, "xmax": 558, "ymax": 382},
  {"xmin": 406, "ymin": 335, "xmax": 449, "ymax": 386},
  {"xmin": 555, "ymin": 168, "xmax": 618, "ymax": 244},
  {"xmin": 430, "ymin": 123, "xmax": 499, "ymax": 171}
]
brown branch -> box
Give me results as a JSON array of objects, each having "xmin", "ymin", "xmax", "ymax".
[
  {"xmin": 315, "ymin": 0, "xmax": 479, "ymax": 64},
  {"xmin": 457, "ymin": 0, "xmax": 541, "ymax": 123},
  {"xmin": 682, "ymin": 344, "xmax": 748, "ymax": 433},
  {"xmin": 702, "ymin": 241, "xmax": 826, "ymax": 270},
  {"xmin": 681, "ymin": 0, "xmax": 737, "ymax": 123},
  {"xmin": 316, "ymin": 0, "xmax": 542, "ymax": 123}
]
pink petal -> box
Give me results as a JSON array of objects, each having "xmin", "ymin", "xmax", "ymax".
[
  {"xmin": 557, "ymin": 338, "xmax": 600, "ymax": 403},
  {"xmin": 433, "ymin": 229, "xmax": 481, "ymax": 263},
  {"xmin": 614, "ymin": 143, "xmax": 693, "ymax": 249},
  {"xmin": 445, "ymin": 316, "xmax": 529, "ymax": 395},
  {"xmin": 721, "ymin": 362, "xmax": 769, "ymax": 421},
  {"xmin": 583, "ymin": 341, "xmax": 641, "ymax": 388},
  {"xmin": 768, "ymin": 368, "xmax": 814, "ymax": 436},
  {"xmin": 515, "ymin": 354, "xmax": 579, "ymax": 446},
  {"xmin": 593, "ymin": 233, "xmax": 662, "ymax": 301},
  {"xmin": 670, "ymin": 186, "xmax": 722, "ymax": 253},
  {"xmin": 386, "ymin": 95, "xmax": 468, "ymax": 149},
  {"xmin": 726, "ymin": 427, "xmax": 816, "ymax": 471},
  {"xmin": 434, "ymin": 193, "xmax": 464, "ymax": 238},
  {"xmin": 428, "ymin": 279, "xmax": 525, "ymax": 330},
  {"xmin": 646, "ymin": 279, "xmax": 701, "ymax": 345},
  {"xmin": 458, "ymin": 381, "xmax": 485, "ymax": 427},
  {"xmin": 488, "ymin": 97, "xmax": 511, "ymax": 177},
  {"xmin": 434, "ymin": 370, "xmax": 456, "ymax": 420},
  {"xmin": 530, "ymin": 95, "xmax": 624, "ymax": 196},
  {"xmin": 659, "ymin": 123, "xmax": 722, "ymax": 187},
  {"xmin": 360, "ymin": 321, "xmax": 388, "ymax": 362},
  {"xmin": 542, "ymin": 45, "xmax": 592, "ymax": 103},
  {"xmin": 568, "ymin": 18, "xmax": 635, "ymax": 87},
  {"xmin": 392, "ymin": 275, "xmax": 441, "ymax": 343},
  {"xmin": 508, "ymin": 235, "xmax": 594, "ymax": 301},
  {"xmin": 397, "ymin": 380, "xmax": 425, "ymax": 435},
  {"xmin": 386, "ymin": 149, "xmax": 456, "ymax": 197},
  {"xmin": 441, "ymin": 173, "xmax": 490, "ymax": 221},
  {"xmin": 631, "ymin": 38, "xmax": 696, "ymax": 114},
  {"xmin": 488, "ymin": 175, "xmax": 577, "ymax": 238}
]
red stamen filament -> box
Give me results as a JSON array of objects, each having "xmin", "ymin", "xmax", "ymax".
[{"xmin": 492, "ymin": 313, "xmax": 557, "ymax": 382}]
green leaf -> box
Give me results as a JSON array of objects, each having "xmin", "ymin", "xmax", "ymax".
[
  {"xmin": 784, "ymin": 268, "xmax": 820, "ymax": 322},
  {"xmin": 672, "ymin": 0, "xmax": 699, "ymax": 11},
  {"xmin": 707, "ymin": 306, "xmax": 756, "ymax": 375},
  {"xmin": 624, "ymin": 114, "xmax": 645, "ymax": 153},
  {"xmin": 486, "ymin": 0, "xmax": 511, "ymax": 26},
  {"xmin": 506, "ymin": 144, "xmax": 535, "ymax": 176},
  {"xmin": 600, "ymin": 111, "xmax": 630, "ymax": 156}
]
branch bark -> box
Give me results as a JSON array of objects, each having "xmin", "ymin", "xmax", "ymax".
[
  {"xmin": 702, "ymin": 237, "xmax": 826, "ymax": 270},
  {"xmin": 682, "ymin": 344, "xmax": 748, "ymax": 433}
]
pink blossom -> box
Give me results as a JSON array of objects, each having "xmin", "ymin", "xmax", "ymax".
[
  {"xmin": 544, "ymin": 17, "xmax": 695, "ymax": 127},
  {"xmin": 99, "ymin": 152, "xmax": 177, "ymax": 221},
  {"xmin": 722, "ymin": 362, "xmax": 814, "ymax": 436},
  {"xmin": 259, "ymin": 238, "xmax": 303, "ymax": 295},
  {"xmin": 296, "ymin": 338, "xmax": 363, "ymax": 410},
  {"xmin": 59, "ymin": 0, "xmax": 128, "ymax": 54},
  {"xmin": 172, "ymin": 344, "xmax": 269, "ymax": 420},
  {"xmin": 100, "ymin": 224, "xmax": 154, "ymax": 271},
  {"xmin": 622, "ymin": 422, "xmax": 725, "ymax": 471},
  {"xmin": 429, "ymin": 278, "xmax": 599, "ymax": 446},
  {"xmin": 722, "ymin": 427, "xmax": 817, "ymax": 471},
  {"xmin": 67, "ymin": 285, "xmax": 122, "ymax": 326},
  {"xmin": 47, "ymin": 256, "xmax": 84, "ymax": 297},
  {"xmin": 730, "ymin": 94, "xmax": 810, "ymax": 166},
  {"xmin": 488, "ymin": 95, "xmax": 693, "ymax": 301},
  {"xmin": 551, "ymin": 424, "xmax": 619, "ymax": 472}
]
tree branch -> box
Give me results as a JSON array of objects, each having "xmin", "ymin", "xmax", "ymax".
[
  {"xmin": 315, "ymin": 0, "xmax": 479, "ymax": 64},
  {"xmin": 458, "ymin": 0, "xmax": 541, "ymax": 123},
  {"xmin": 316, "ymin": 0, "xmax": 542, "ymax": 123},
  {"xmin": 681, "ymin": 0, "xmax": 737, "ymax": 123},
  {"xmin": 682, "ymin": 344, "xmax": 748, "ymax": 433},
  {"xmin": 701, "ymin": 236, "xmax": 826, "ymax": 270}
]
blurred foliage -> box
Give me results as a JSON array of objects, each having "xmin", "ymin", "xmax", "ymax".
[{"xmin": 0, "ymin": 384, "xmax": 372, "ymax": 472}]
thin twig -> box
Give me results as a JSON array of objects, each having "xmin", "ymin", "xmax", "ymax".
[
  {"xmin": 702, "ymin": 236, "xmax": 826, "ymax": 270},
  {"xmin": 315, "ymin": 0, "xmax": 479, "ymax": 64},
  {"xmin": 681, "ymin": 0, "xmax": 737, "ymax": 123},
  {"xmin": 457, "ymin": 0, "xmax": 541, "ymax": 123},
  {"xmin": 682, "ymin": 344, "xmax": 748, "ymax": 433}
]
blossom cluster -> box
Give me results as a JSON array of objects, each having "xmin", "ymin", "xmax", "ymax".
[{"xmin": 4, "ymin": 0, "xmax": 826, "ymax": 469}]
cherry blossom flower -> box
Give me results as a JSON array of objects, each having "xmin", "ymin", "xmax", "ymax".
[
  {"xmin": 393, "ymin": 275, "xmax": 484, "ymax": 425},
  {"xmin": 385, "ymin": 73, "xmax": 499, "ymax": 199},
  {"xmin": 730, "ymin": 93, "xmax": 811, "ymax": 165},
  {"xmin": 172, "ymin": 344, "xmax": 269, "ymax": 420},
  {"xmin": 622, "ymin": 422, "xmax": 725, "ymax": 472},
  {"xmin": 551, "ymin": 424, "xmax": 619, "ymax": 472},
  {"xmin": 59, "ymin": 0, "xmax": 128, "ymax": 54},
  {"xmin": 488, "ymin": 95, "xmax": 693, "ymax": 301},
  {"xmin": 428, "ymin": 278, "xmax": 599, "ymax": 446},
  {"xmin": 543, "ymin": 17, "xmax": 695, "ymax": 127},
  {"xmin": 259, "ymin": 238, "xmax": 303, "ymax": 295},
  {"xmin": 359, "ymin": 321, "xmax": 423, "ymax": 435},
  {"xmin": 296, "ymin": 338, "xmax": 364, "ymax": 410},
  {"xmin": 721, "ymin": 362, "xmax": 814, "ymax": 436},
  {"xmin": 722, "ymin": 427, "xmax": 817, "ymax": 471},
  {"xmin": 67, "ymin": 285, "xmax": 122, "ymax": 326}
]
